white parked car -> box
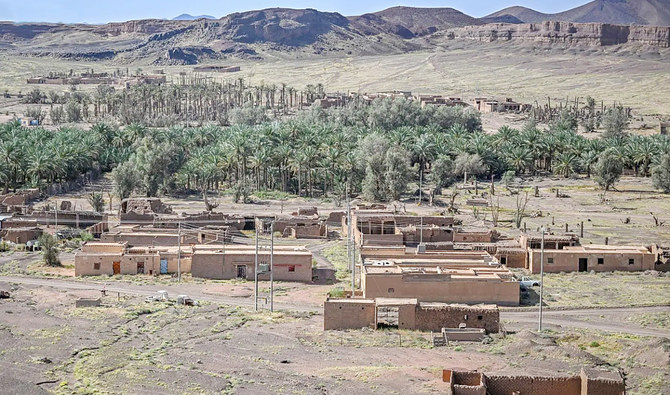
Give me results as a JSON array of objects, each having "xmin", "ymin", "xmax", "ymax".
[{"xmin": 519, "ymin": 276, "xmax": 541, "ymax": 289}]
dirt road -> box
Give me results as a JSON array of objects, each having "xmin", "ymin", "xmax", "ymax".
[
  {"xmin": 2, "ymin": 275, "xmax": 668, "ymax": 337},
  {"xmin": 503, "ymin": 306, "xmax": 670, "ymax": 337}
]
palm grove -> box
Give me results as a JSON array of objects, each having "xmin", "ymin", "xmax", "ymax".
[{"xmin": 3, "ymin": 96, "xmax": 670, "ymax": 212}]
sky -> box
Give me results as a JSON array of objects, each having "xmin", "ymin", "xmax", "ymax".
[{"xmin": 0, "ymin": 0, "xmax": 589, "ymax": 24}]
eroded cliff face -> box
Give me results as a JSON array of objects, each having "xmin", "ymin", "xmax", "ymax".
[{"xmin": 445, "ymin": 21, "xmax": 670, "ymax": 47}]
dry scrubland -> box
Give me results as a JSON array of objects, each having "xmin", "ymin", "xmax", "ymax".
[
  {"xmin": 0, "ymin": 283, "xmax": 668, "ymax": 394},
  {"xmin": 1, "ymin": 41, "xmax": 670, "ymax": 393},
  {"xmin": 1, "ymin": 41, "xmax": 670, "ymax": 117}
]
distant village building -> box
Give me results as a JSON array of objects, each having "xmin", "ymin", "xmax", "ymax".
[
  {"xmin": 19, "ymin": 118, "xmax": 39, "ymax": 127},
  {"xmin": 472, "ymin": 97, "xmax": 530, "ymax": 113},
  {"xmin": 416, "ymin": 95, "xmax": 468, "ymax": 108},
  {"xmin": 193, "ymin": 65, "xmax": 241, "ymax": 73},
  {"xmin": 75, "ymin": 241, "xmax": 314, "ymax": 282},
  {"xmin": 661, "ymin": 121, "xmax": 669, "ymax": 135}
]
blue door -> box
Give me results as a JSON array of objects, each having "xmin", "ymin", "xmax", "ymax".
[{"xmin": 160, "ymin": 259, "xmax": 168, "ymax": 274}]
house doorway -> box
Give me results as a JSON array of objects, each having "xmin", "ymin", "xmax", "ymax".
[
  {"xmin": 137, "ymin": 262, "xmax": 145, "ymax": 274},
  {"xmin": 578, "ymin": 258, "xmax": 588, "ymax": 272},
  {"xmin": 113, "ymin": 261, "xmax": 121, "ymax": 275},
  {"xmin": 160, "ymin": 259, "xmax": 168, "ymax": 274},
  {"xmin": 376, "ymin": 306, "xmax": 399, "ymax": 329},
  {"xmin": 236, "ymin": 265, "xmax": 247, "ymax": 279}
]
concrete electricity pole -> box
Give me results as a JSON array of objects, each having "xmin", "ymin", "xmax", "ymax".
[
  {"xmin": 538, "ymin": 227, "xmax": 545, "ymax": 332},
  {"xmin": 254, "ymin": 219, "xmax": 259, "ymax": 311},
  {"xmin": 420, "ymin": 216, "xmax": 423, "ymax": 245},
  {"xmin": 351, "ymin": 217, "xmax": 356, "ymax": 295},
  {"xmin": 270, "ymin": 221, "xmax": 274, "ymax": 312},
  {"xmin": 177, "ymin": 222, "xmax": 182, "ymax": 282},
  {"xmin": 346, "ymin": 183, "xmax": 351, "ymax": 272}
]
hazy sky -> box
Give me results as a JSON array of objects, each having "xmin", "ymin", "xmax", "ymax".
[{"xmin": 0, "ymin": 0, "xmax": 589, "ymax": 24}]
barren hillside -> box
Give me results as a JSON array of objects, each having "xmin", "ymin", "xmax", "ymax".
[
  {"xmin": 486, "ymin": 0, "xmax": 670, "ymax": 25},
  {"xmin": 0, "ymin": 4, "xmax": 669, "ymax": 65}
]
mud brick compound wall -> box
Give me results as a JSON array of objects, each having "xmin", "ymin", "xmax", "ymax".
[
  {"xmin": 486, "ymin": 375, "xmax": 581, "ymax": 395},
  {"xmin": 413, "ymin": 304, "xmax": 499, "ymax": 333},
  {"xmin": 323, "ymin": 299, "xmax": 376, "ymax": 330}
]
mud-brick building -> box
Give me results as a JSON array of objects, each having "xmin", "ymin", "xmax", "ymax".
[
  {"xmin": 360, "ymin": 262, "xmax": 519, "ymax": 306},
  {"xmin": 528, "ymin": 244, "xmax": 660, "ymax": 273},
  {"xmin": 0, "ymin": 227, "xmax": 43, "ymax": 244},
  {"xmin": 74, "ymin": 242, "xmax": 186, "ymax": 276},
  {"xmin": 190, "ymin": 246, "xmax": 313, "ymax": 282},
  {"xmin": 323, "ymin": 298, "xmax": 499, "ymax": 332}
]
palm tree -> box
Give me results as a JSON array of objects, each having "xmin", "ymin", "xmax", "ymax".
[
  {"xmin": 553, "ymin": 153, "xmax": 579, "ymax": 178},
  {"xmin": 412, "ymin": 133, "xmax": 436, "ymax": 204}
]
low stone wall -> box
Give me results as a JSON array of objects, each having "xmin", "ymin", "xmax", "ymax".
[{"xmin": 75, "ymin": 298, "xmax": 101, "ymax": 308}]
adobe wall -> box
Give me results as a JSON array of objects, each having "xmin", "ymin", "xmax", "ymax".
[
  {"xmin": 452, "ymin": 385, "xmax": 486, "ymax": 395},
  {"xmin": 529, "ymin": 249, "xmax": 656, "ymax": 273},
  {"xmin": 401, "ymin": 227, "xmax": 453, "ymax": 245},
  {"xmin": 288, "ymin": 224, "xmax": 325, "ymax": 239},
  {"xmin": 75, "ymin": 251, "xmax": 189, "ymax": 276},
  {"xmin": 29, "ymin": 211, "xmax": 104, "ymax": 228},
  {"xmin": 414, "ymin": 305, "xmax": 499, "ymax": 333},
  {"xmin": 361, "ymin": 234, "xmax": 404, "ymax": 246},
  {"xmin": 453, "ymin": 232, "xmax": 495, "ymax": 243},
  {"xmin": 485, "ymin": 375, "xmax": 581, "ymax": 395},
  {"xmin": 323, "ymin": 299, "xmax": 376, "ymax": 330},
  {"xmin": 82, "ymin": 243, "xmax": 125, "ymax": 253},
  {"xmin": 119, "ymin": 211, "xmax": 154, "ymax": 225},
  {"xmin": 363, "ymin": 274, "xmax": 519, "ymax": 306},
  {"xmin": 496, "ymin": 252, "xmax": 527, "ymax": 269},
  {"xmin": 101, "ymin": 233, "xmax": 181, "ymax": 246},
  {"xmin": 1, "ymin": 228, "xmax": 43, "ymax": 244},
  {"xmin": 75, "ymin": 253, "xmax": 122, "ymax": 276},
  {"xmin": 191, "ymin": 252, "xmax": 312, "ymax": 282},
  {"xmin": 326, "ymin": 211, "xmax": 345, "ymax": 225},
  {"xmin": 397, "ymin": 304, "xmax": 417, "ymax": 329},
  {"xmin": 453, "ymin": 371, "xmax": 484, "ymax": 386}
]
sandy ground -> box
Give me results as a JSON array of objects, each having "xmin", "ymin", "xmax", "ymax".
[{"xmin": 0, "ymin": 280, "xmax": 667, "ymax": 394}]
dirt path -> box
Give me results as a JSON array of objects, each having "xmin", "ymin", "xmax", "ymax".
[
  {"xmin": 3, "ymin": 275, "xmax": 668, "ymax": 337},
  {"xmin": 502, "ymin": 306, "xmax": 670, "ymax": 337},
  {"xmin": 0, "ymin": 275, "xmax": 320, "ymax": 313}
]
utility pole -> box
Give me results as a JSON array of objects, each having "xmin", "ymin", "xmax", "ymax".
[
  {"xmin": 55, "ymin": 199, "xmax": 58, "ymax": 230},
  {"xmin": 351, "ymin": 218, "xmax": 356, "ymax": 295},
  {"xmin": 538, "ymin": 228, "xmax": 545, "ymax": 332},
  {"xmin": 254, "ymin": 219, "xmax": 259, "ymax": 311},
  {"xmin": 420, "ymin": 216, "xmax": 423, "ymax": 245},
  {"xmin": 177, "ymin": 222, "xmax": 181, "ymax": 282},
  {"xmin": 346, "ymin": 182, "xmax": 353, "ymax": 271},
  {"xmin": 270, "ymin": 221, "xmax": 274, "ymax": 313}
]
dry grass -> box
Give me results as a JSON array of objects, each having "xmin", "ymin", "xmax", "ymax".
[{"xmin": 1, "ymin": 41, "xmax": 670, "ymax": 119}]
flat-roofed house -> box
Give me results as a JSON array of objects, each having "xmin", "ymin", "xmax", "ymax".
[
  {"xmin": 360, "ymin": 258, "xmax": 519, "ymax": 306},
  {"xmin": 528, "ymin": 244, "xmax": 660, "ymax": 273},
  {"xmin": 190, "ymin": 246, "xmax": 313, "ymax": 282}
]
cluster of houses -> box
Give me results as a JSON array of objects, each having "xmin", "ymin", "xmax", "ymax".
[
  {"xmin": 0, "ymin": 193, "xmax": 666, "ymax": 346},
  {"xmin": 26, "ymin": 72, "xmax": 166, "ymax": 88},
  {"xmin": 311, "ymin": 90, "xmax": 529, "ymax": 113},
  {"xmin": 323, "ymin": 203, "xmax": 669, "ymax": 333},
  {"xmin": 0, "ymin": 189, "xmax": 107, "ymax": 245}
]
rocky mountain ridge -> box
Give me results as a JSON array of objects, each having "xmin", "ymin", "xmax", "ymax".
[
  {"xmin": 487, "ymin": 0, "xmax": 670, "ymax": 26},
  {"xmin": 1, "ymin": 5, "xmax": 669, "ymax": 64},
  {"xmin": 444, "ymin": 21, "xmax": 670, "ymax": 48}
]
